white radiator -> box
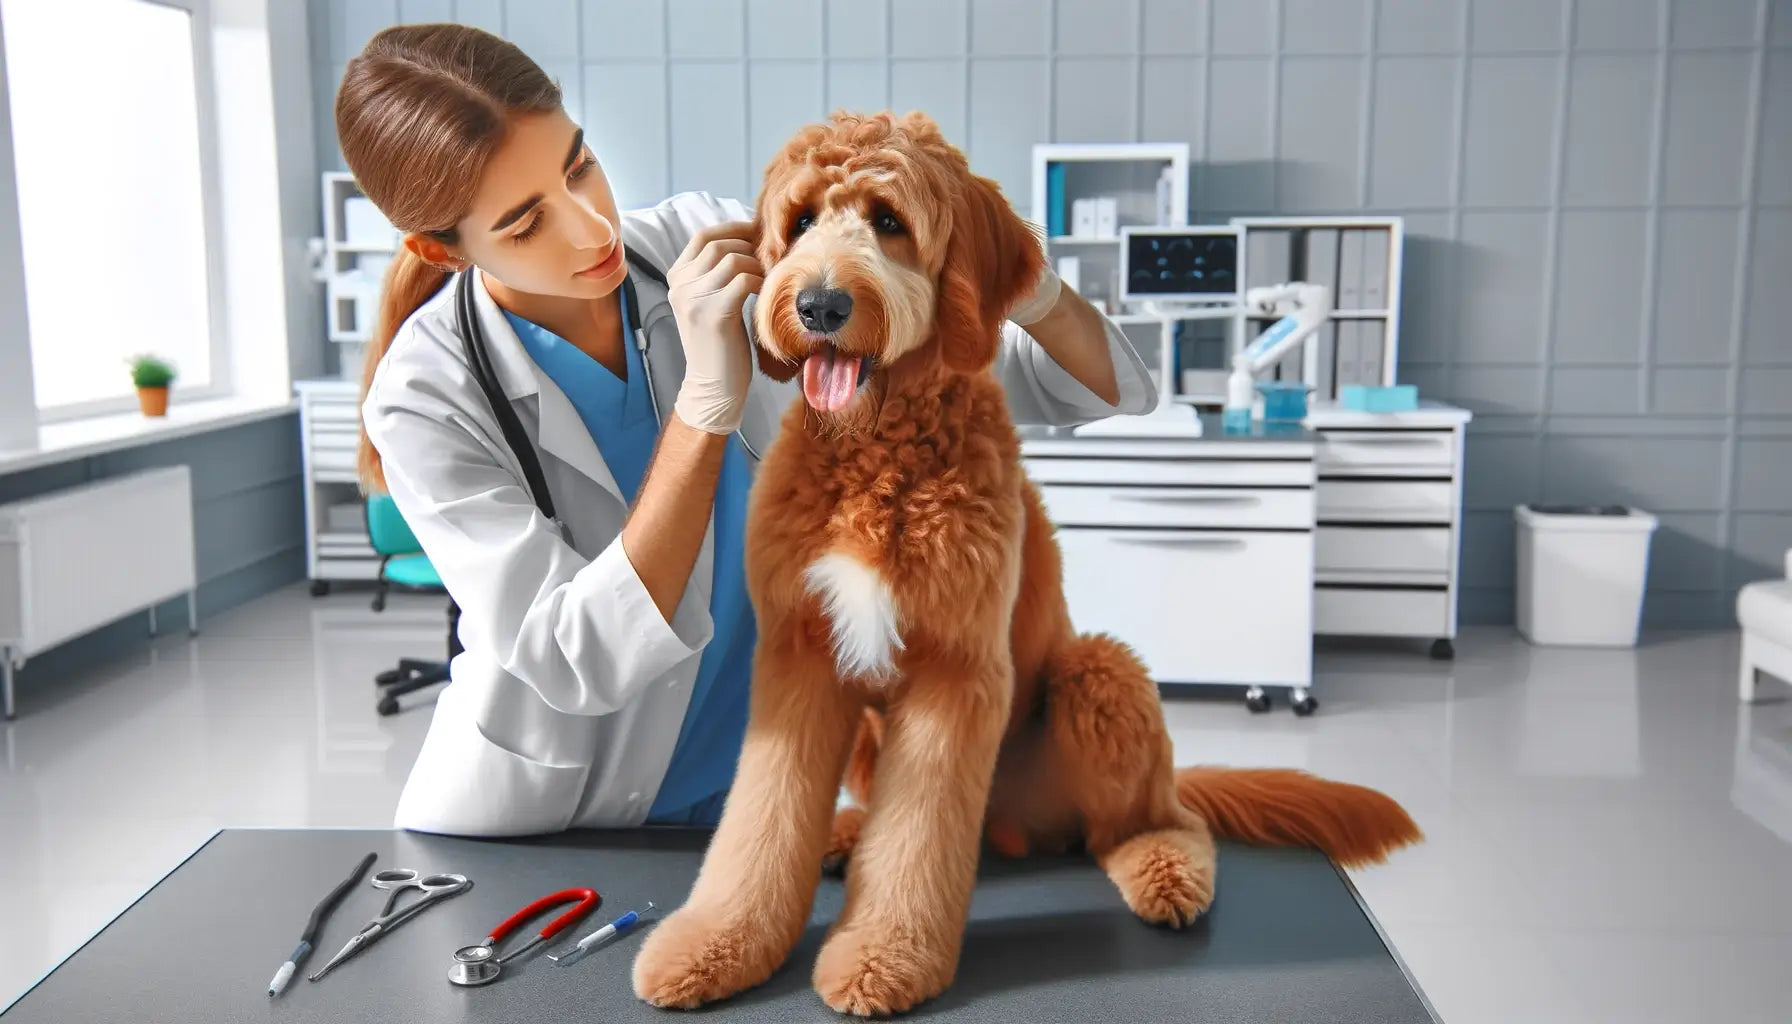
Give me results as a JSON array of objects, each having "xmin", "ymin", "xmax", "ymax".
[{"xmin": 0, "ymin": 465, "xmax": 198, "ymax": 719}]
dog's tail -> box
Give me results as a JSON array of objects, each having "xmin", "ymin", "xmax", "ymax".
[{"xmin": 1174, "ymin": 765, "xmax": 1423, "ymax": 867}]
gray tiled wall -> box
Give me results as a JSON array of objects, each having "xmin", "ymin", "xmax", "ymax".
[{"xmin": 311, "ymin": 0, "xmax": 1792, "ymax": 629}]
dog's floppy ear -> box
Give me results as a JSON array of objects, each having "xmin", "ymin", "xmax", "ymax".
[
  {"xmin": 746, "ymin": 191, "xmax": 802, "ymax": 383},
  {"xmin": 934, "ymin": 171, "xmax": 1047, "ymax": 374}
]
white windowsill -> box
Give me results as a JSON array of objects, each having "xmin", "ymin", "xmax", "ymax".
[{"xmin": 0, "ymin": 394, "xmax": 299, "ymax": 477}]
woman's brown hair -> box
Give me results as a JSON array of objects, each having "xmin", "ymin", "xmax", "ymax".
[{"xmin": 335, "ymin": 23, "xmax": 562, "ymax": 493}]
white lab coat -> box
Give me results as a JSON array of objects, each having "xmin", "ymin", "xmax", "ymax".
[{"xmin": 365, "ymin": 190, "xmax": 1156, "ymax": 837}]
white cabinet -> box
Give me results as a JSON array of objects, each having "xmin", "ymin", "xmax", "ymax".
[
  {"xmin": 1022, "ymin": 426, "xmax": 1320, "ymax": 714},
  {"xmin": 1059, "ymin": 528, "xmax": 1312, "ymax": 687},
  {"xmin": 296, "ymin": 378, "xmax": 379, "ymax": 592},
  {"xmin": 1304, "ymin": 402, "xmax": 1473, "ymax": 659}
]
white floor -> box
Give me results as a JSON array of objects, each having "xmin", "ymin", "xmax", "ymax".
[{"xmin": 4, "ymin": 582, "xmax": 1791, "ymax": 1022}]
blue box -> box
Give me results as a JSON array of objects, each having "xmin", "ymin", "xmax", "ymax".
[
  {"xmin": 1340, "ymin": 384, "xmax": 1418, "ymax": 413},
  {"xmin": 1255, "ymin": 380, "xmax": 1311, "ymax": 423}
]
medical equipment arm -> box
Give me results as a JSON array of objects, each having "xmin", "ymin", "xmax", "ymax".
[{"xmin": 1225, "ymin": 282, "xmax": 1334, "ymax": 417}]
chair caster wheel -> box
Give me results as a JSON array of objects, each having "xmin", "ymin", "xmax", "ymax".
[
  {"xmin": 376, "ymin": 696, "xmax": 400, "ymax": 716},
  {"xmin": 1245, "ymin": 687, "xmax": 1271, "ymax": 713},
  {"xmin": 1430, "ymin": 638, "xmax": 1455, "ymax": 660},
  {"xmin": 310, "ymin": 580, "xmax": 330, "ymax": 597},
  {"xmin": 376, "ymin": 668, "xmax": 405, "ymax": 686},
  {"xmin": 371, "ymin": 595, "xmax": 386, "ymax": 613},
  {"xmin": 1291, "ymin": 689, "xmax": 1318, "ymax": 717}
]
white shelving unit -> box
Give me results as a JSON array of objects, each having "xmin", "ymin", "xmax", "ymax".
[
  {"xmin": 295, "ymin": 378, "xmax": 378, "ymax": 594},
  {"xmin": 1030, "ymin": 143, "xmax": 1197, "ymax": 402},
  {"xmin": 1030, "ymin": 143, "xmax": 1190, "ymax": 313},
  {"xmin": 1230, "ymin": 216, "xmax": 1405, "ymax": 403},
  {"xmin": 319, "ymin": 171, "xmax": 399, "ymax": 374}
]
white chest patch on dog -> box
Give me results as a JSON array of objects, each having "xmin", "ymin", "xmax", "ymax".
[{"xmin": 804, "ymin": 552, "xmax": 903, "ymax": 680}]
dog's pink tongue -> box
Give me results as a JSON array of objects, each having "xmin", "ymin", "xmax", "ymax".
[{"xmin": 801, "ymin": 349, "xmax": 860, "ymax": 412}]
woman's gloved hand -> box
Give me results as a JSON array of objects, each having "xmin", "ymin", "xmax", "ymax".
[{"xmin": 666, "ymin": 220, "xmax": 763, "ymax": 434}]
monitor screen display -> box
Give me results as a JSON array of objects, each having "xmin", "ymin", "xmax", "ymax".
[{"xmin": 1123, "ymin": 230, "xmax": 1239, "ymax": 299}]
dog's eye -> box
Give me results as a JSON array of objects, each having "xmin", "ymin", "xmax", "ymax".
[
  {"xmin": 789, "ymin": 210, "xmax": 815, "ymax": 241},
  {"xmin": 872, "ymin": 209, "xmax": 905, "ymax": 236}
]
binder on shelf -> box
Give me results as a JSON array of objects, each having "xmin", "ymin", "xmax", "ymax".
[
  {"xmin": 1094, "ymin": 197, "xmax": 1118, "ymax": 238},
  {"xmin": 1357, "ymin": 319, "xmax": 1386, "ymax": 386},
  {"xmin": 1336, "ymin": 229, "xmax": 1365, "ymax": 310},
  {"xmin": 1313, "ymin": 320, "xmax": 1338, "ymax": 401},
  {"xmin": 1333, "ymin": 320, "xmax": 1359, "ymax": 388},
  {"xmin": 1360, "ymin": 228, "xmax": 1390, "ymax": 310},
  {"xmin": 1246, "ymin": 229, "xmax": 1293, "ymax": 288},
  {"xmin": 1302, "ymin": 228, "xmax": 1339, "ymax": 297},
  {"xmin": 1072, "ymin": 198, "xmax": 1096, "ymax": 238},
  {"xmin": 1046, "ymin": 163, "xmax": 1066, "ymax": 237}
]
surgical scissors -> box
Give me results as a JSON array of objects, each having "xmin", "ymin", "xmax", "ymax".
[{"xmin": 308, "ymin": 868, "xmax": 472, "ymax": 982}]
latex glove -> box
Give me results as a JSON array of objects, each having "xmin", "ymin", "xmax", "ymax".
[
  {"xmin": 666, "ymin": 220, "xmax": 763, "ymax": 434},
  {"xmin": 1006, "ymin": 220, "xmax": 1062, "ymax": 327}
]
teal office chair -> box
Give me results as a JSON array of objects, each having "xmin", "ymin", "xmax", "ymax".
[{"xmin": 366, "ymin": 494, "xmax": 460, "ymax": 715}]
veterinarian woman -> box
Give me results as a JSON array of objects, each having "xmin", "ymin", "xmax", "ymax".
[{"xmin": 342, "ymin": 23, "xmax": 1158, "ymax": 836}]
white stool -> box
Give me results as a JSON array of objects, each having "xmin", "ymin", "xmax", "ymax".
[{"xmin": 1737, "ymin": 550, "xmax": 1792, "ymax": 702}]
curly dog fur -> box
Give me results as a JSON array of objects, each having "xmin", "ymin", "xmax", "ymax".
[{"xmin": 632, "ymin": 110, "xmax": 1423, "ymax": 1017}]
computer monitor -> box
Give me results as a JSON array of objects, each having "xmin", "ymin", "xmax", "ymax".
[{"xmin": 1119, "ymin": 226, "xmax": 1242, "ymax": 305}]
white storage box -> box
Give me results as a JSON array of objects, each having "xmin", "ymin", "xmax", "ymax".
[{"xmin": 1515, "ymin": 504, "xmax": 1658, "ymax": 647}]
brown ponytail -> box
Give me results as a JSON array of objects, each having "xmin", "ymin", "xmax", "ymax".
[
  {"xmin": 335, "ymin": 23, "xmax": 563, "ymax": 494},
  {"xmin": 356, "ymin": 248, "xmax": 449, "ymax": 491}
]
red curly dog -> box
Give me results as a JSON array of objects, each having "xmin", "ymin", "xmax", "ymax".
[{"xmin": 632, "ymin": 110, "xmax": 1422, "ymax": 1017}]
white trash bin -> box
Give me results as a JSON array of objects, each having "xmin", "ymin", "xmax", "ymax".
[{"xmin": 1515, "ymin": 504, "xmax": 1659, "ymax": 647}]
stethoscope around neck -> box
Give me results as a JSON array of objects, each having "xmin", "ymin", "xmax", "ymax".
[{"xmin": 452, "ymin": 246, "xmax": 762, "ymax": 527}]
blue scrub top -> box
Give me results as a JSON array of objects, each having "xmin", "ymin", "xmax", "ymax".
[{"xmin": 502, "ymin": 282, "xmax": 754, "ymax": 827}]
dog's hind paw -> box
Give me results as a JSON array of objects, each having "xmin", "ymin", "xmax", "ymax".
[
  {"xmin": 1102, "ymin": 829, "xmax": 1216, "ymax": 929},
  {"xmin": 813, "ymin": 921, "xmax": 953, "ymax": 1017},
  {"xmin": 822, "ymin": 806, "xmax": 866, "ymax": 876}
]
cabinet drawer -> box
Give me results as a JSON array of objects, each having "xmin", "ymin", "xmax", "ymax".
[
  {"xmin": 304, "ymin": 395, "xmax": 361, "ymax": 426},
  {"xmin": 1317, "ymin": 481, "xmax": 1454, "ymax": 523},
  {"xmin": 1025, "ymin": 457, "xmax": 1314, "ymax": 488},
  {"xmin": 1314, "ymin": 586, "xmax": 1450, "ymax": 638},
  {"xmin": 1057, "ymin": 528, "xmax": 1312, "ymax": 686},
  {"xmin": 310, "ymin": 448, "xmax": 357, "ymax": 473},
  {"xmin": 310, "ymin": 425, "xmax": 360, "ymax": 452},
  {"xmin": 1316, "ymin": 526, "xmax": 1451, "ymax": 577},
  {"xmin": 1040, "ymin": 485, "xmax": 1312, "ymax": 530},
  {"xmin": 1319, "ymin": 431, "xmax": 1455, "ymax": 473}
]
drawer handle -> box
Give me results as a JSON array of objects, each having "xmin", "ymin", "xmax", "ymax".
[
  {"xmin": 1112, "ymin": 536, "xmax": 1248, "ymax": 551},
  {"xmin": 1334, "ymin": 437, "xmax": 1440, "ymax": 447},
  {"xmin": 1118, "ymin": 493, "xmax": 1261, "ymax": 507}
]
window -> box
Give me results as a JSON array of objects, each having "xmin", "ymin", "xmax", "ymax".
[{"xmin": 2, "ymin": 0, "xmax": 226, "ymax": 417}]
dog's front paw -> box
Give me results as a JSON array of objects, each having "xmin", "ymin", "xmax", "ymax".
[
  {"xmin": 631, "ymin": 906, "xmax": 786, "ymax": 1009},
  {"xmin": 812, "ymin": 921, "xmax": 955, "ymax": 1017},
  {"xmin": 821, "ymin": 806, "xmax": 866, "ymax": 876},
  {"xmin": 1108, "ymin": 832, "xmax": 1215, "ymax": 928}
]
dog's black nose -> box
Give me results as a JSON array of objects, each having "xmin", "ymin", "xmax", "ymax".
[{"xmin": 796, "ymin": 287, "xmax": 853, "ymax": 333}]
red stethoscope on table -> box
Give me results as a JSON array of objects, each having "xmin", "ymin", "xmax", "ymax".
[{"xmin": 447, "ymin": 887, "xmax": 600, "ymax": 987}]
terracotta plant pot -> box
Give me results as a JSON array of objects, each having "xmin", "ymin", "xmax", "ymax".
[{"xmin": 137, "ymin": 386, "xmax": 169, "ymax": 417}]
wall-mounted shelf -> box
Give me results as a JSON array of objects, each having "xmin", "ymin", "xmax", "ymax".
[
  {"xmin": 319, "ymin": 172, "xmax": 399, "ymax": 361},
  {"xmin": 1031, "ymin": 143, "xmax": 1190, "ymax": 315}
]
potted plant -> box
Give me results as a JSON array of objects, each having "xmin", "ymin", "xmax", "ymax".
[{"xmin": 126, "ymin": 354, "xmax": 177, "ymax": 417}]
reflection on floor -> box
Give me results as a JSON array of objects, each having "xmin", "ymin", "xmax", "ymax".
[{"xmin": 3, "ymin": 582, "xmax": 1791, "ymax": 1022}]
